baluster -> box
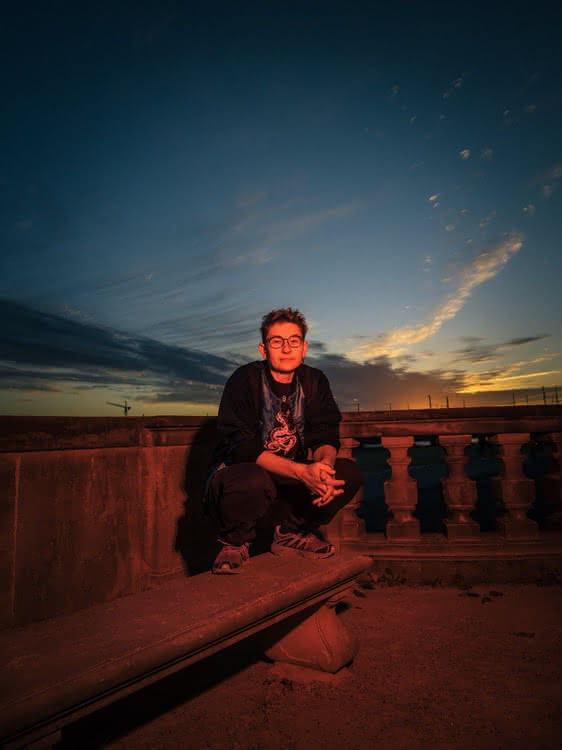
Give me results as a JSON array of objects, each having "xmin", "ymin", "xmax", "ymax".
[
  {"xmin": 332, "ymin": 437, "xmax": 366, "ymax": 547},
  {"xmin": 381, "ymin": 436, "xmax": 420, "ymax": 541},
  {"xmin": 439, "ymin": 434, "xmax": 480, "ymax": 539},
  {"xmin": 541, "ymin": 432, "xmax": 562, "ymax": 530},
  {"xmin": 489, "ymin": 433, "xmax": 539, "ymax": 539}
]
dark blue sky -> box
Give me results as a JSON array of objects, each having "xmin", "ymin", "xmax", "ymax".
[{"xmin": 2, "ymin": 1, "xmax": 561, "ymax": 414}]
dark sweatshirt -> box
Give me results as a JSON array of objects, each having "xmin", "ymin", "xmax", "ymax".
[{"xmin": 208, "ymin": 360, "xmax": 341, "ymax": 477}]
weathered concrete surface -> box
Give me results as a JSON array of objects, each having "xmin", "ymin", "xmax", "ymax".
[
  {"xmin": 0, "ymin": 418, "xmax": 218, "ymax": 628},
  {"xmin": 0, "ymin": 454, "xmax": 18, "ymax": 629},
  {"xmin": 1, "ymin": 411, "xmax": 560, "ymax": 629},
  {"xmin": 339, "ymin": 405, "xmax": 562, "ymax": 438},
  {"xmin": 13, "ymin": 447, "xmax": 145, "ymax": 625},
  {"xmin": 0, "ymin": 553, "xmax": 372, "ymax": 748},
  {"xmin": 55, "ymin": 580, "xmax": 562, "ymax": 750},
  {"xmin": 262, "ymin": 600, "xmax": 359, "ymax": 672}
]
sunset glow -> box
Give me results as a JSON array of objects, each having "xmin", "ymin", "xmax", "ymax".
[{"xmin": 2, "ymin": 2, "xmax": 561, "ymax": 414}]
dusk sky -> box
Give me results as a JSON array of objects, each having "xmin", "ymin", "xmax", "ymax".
[{"xmin": 2, "ymin": 1, "xmax": 561, "ymax": 416}]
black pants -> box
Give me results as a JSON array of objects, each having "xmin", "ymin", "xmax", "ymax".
[{"xmin": 205, "ymin": 458, "xmax": 363, "ymax": 546}]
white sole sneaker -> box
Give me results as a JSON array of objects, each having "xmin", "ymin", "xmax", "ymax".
[{"xmin": 271, "ymin": 526, "xmax": 335, "ymax": 559}]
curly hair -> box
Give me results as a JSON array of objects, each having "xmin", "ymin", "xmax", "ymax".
[{"xmin": 260, "ymin": 307, "xmax": 308, "ymax": 343}]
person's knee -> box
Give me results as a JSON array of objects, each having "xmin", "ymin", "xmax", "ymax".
[
  {"xmin": 335, "ymin": 458, "xmax": 364, "ymax": 494},
  {"xmin": 218, "ymin": 462, "xmax": 275, "ymax": 498},
  {"xmin": 245, "ymin": 463, "xmax": 276, "ymax": 496}
]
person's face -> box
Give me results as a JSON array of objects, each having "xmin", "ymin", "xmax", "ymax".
[{"xmin": 258, "ymin": 321, "xmax": 308, "ymax": 374}]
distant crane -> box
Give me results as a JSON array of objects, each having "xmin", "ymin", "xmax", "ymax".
[{"xmin": 106, "ymin": 399, "xmax": 131, "ymax": 415}]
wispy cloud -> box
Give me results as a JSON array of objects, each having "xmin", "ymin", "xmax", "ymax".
[
  {"xmin": 309, "ymin": 353, "xmax": 463, "ymax": 410},
  {"xmin": 236, "ymin": 189, "xmax": 268, "ymax": 209},
  {"xmin": 452, "ymin": 334, "xmax": 550, "ymax": 363},
  {"xmin": 481, "ymin": 147, "xmax": 494, "ymax": 160},
  {"xmin": 531, "ymin": 163, "xmax": 562, "ymax": 186},
  {"xmin": 479, "ymin": 210, "xmax": 496, "ymax": 230},
  {"xmin": 531, "ymin": 164, "xmax": 562, "ymax": 198},
  {"xmin": 64, "ymin": 305, "xmax": 83, "ymax": 317},
  {"xmin": 527, "ymin": 163, "xmax": 561, "ymax": 202},
  {"xmin": 347, "ymin": 234, "xmax": 524, "ymax": 362},
  {"xmin": 459, "ymin": 367, "xmax": 561, "ymax": 393},
  {"xmin": 264, "ymin": 202, "xmax": 359, "ymax": 243},
  {"xmin": 443, "ymin": 75, "xmax": 466, "ymax": 99},
  {"xmin": 0, "ymin": 299, "xmax": 236, "ymax": 400},
  {"xmin": 232, "ymin": 247, "xmax": 275, "ymax": 265},
  {"xmin": 523, "ymin": 204, "xmax": 536, "ymax": 216},
  {"xmin": 459, "ymin": 149, "xmax": 471, "ymax": 160}
]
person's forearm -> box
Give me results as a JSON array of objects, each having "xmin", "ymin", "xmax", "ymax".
[
  {"xmin": 312, "ymin": 444, "xmax": 337, "ymax": 467},
  {"xmin": 256, "ymin": 451, "xmax": 306, "ymax": 481}
]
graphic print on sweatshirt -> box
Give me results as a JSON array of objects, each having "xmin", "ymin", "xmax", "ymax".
[{"xmin": 264, "ymin": 395, "xmax": 298, "ymax": 457}]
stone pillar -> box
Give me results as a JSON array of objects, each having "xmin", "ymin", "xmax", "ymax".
[
  {"xmin": 262, "ymin": 600, "xmax": 359, "ymax": 673},
  {"xmin": 489, "ymin": 433, "xmax": 539, "ymax": 539},
  {"xmin": 325, "ymin": 438, "xmax": 366, "ymax": 549},
  {"xmin": 542, "ymin": 432, "xmax": 562, "ymax": 530},
  {"xmin": 381, "ymin": 436, "xmax": 420, "ymax": 541},
  {"xmin": 439, "ymin": 434, "xmax": 480, "ymax": 540}
]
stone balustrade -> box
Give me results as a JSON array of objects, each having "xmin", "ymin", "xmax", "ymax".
[
  {"xmin": 1, "ymin": 407, "xmax": 562, "ymax": 628},
  {"xmin": 381, "ymin": 436, "xmax": 420, "ymax": 541},
  {"xmin": 541, "ymin": 431, "xmax": 562, "ymax": 529},
  {"xmin": 328, "ymin": 408, "xmax": 562, "ymax": 582},
  {"xmin": 439, "ymin": 434, "xmax": 480, "ymax": 541}
]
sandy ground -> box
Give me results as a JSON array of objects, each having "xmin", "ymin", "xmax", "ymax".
[{"xmin": 59, "ymin": 577, "xmax": 562, "ymax": 750}]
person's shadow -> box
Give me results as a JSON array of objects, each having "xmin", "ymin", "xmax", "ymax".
[{"xmin": 174, "ymin": 419, "xmax": 222, "ymax": 575}]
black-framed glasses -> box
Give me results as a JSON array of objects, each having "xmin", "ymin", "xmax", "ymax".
[{"xmin": 266, "ymin": 335, "xmax": 303, "ymax": 349}]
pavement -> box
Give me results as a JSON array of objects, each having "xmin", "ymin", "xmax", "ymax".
[{"xmin": 55, "ymin": 572, "xmax": 562, "ymax": 750}]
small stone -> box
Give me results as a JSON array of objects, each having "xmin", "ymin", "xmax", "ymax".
[
  {"xmin": 489, "ymin": 590, "xmax": 503, "ymax": 597},
  {"xmin": 515, "ymin": 631, "xmax": 535, "ymax": 638},
  {"xmin": 481, "ymin": 596, "xmax": 492, "ymax": 604}
]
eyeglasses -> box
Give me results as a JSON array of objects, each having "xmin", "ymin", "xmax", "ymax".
[{"xmin": 266, "ymin": 335, "xmax": 303, "ymax": 349}]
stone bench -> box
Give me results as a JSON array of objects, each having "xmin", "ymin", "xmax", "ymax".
[{"xmin": 0, "ymin": 552, "xmax": 372, "ymax": 749}]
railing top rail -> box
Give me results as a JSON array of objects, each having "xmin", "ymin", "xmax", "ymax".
[
  {"xmin": 1, "ymin": 407, "xmax": 561, "ymax": 452},
  {"xmin": 340, "ymin": 411, "xmax": 562, "ymax": 438}
]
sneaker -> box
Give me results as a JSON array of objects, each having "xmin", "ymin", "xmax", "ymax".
[
  {"xmin": 212, "ymin": 539, "xmax": 250, "ymax": 575},
  {"xmin": 271, "ymin": 525, "xmax": 335, "ymax": 559}
]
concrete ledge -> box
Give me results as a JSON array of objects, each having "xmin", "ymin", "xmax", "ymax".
[
  {"xmin": 342, "ymin": 531, "xmax": 562, "ymax": 583},
  {"xmin": 0, "ymin": 552, "xmax": 372, "ymax": 749}
]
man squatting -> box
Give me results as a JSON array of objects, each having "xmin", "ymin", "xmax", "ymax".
[{"xmin": 204, "ymin": 307, "xmax": 364, "ymax": 574}]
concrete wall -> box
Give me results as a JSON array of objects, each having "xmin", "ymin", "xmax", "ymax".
[
  {"xmin": 0, "ymin": 417, "xmax": 218, "ymax": 629},
  {"xmin": 1, "ymin": 408, "xmax": 561, "ymax": 629}
]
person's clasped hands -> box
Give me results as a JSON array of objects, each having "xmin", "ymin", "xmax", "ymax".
[{"xmin": 299, "ymin": 460, "xmax": 345, "ymax": 507}]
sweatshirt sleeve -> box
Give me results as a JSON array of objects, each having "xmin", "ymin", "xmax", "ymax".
[
  {"xmin": 217, "ymin": 367, "xmax": 263, "ymax": 464},
  {"xmin": 305, "ymin": 370, "xmax": 342, "ymax": 454}
]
